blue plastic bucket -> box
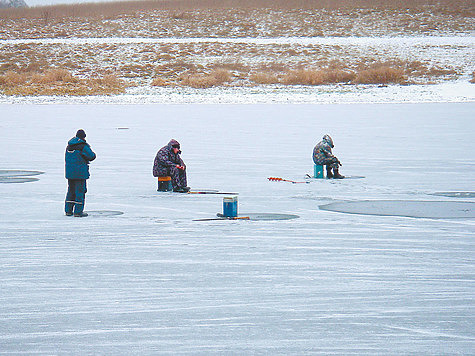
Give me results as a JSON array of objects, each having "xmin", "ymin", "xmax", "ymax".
[{"xmin": 223, "ymin": 196, "xmax": 238, "ymax": 217}]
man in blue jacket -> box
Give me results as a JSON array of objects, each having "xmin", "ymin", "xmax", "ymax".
[{"xmin": 65, "ymin": 129, "xmax": 96, "ymax": 217}]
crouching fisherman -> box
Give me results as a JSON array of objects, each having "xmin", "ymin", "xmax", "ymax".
[
  {"xmin": 153, "ymin": 139, "xmax": 190, "ymax": 193},
  {"xmin": 65, "ymin": 129, "xmax": 96, "ymax": 217},
  {"xmin": 313, "ymin": 134, "xmax": 344, "ymax": 179}
]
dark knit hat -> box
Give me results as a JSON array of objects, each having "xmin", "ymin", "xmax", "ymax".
[{"xmin": 76, "ymin": 129, "xmax": 86, "ymax": 139}]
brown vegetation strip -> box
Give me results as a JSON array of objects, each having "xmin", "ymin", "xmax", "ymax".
[
  {"xmin": 0, "ymin": 69, "xmax": 125, "ymax": 96},
  {"xmin": 0, "ymin": 2, "xmax": 470, "ymax": 95},
  {"xmin": 0, "ymin": 6, "xmax": 473, "ymax": 39},
  {"xmin": 1, "ymin": 0, "xmax": 474, "ymax": 20}
]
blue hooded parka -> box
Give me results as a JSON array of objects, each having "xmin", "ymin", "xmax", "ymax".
[{"xmin": 65, "ymin": 137, "xmax": 96, "ymax": 179}]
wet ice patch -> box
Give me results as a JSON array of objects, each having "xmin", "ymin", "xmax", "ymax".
[
  {"xmin": 0, "ymin": 170, "xmax": 43, "ymax": 184},
  {"xmin": 430, "ymin": 192, "xmax": 475, "ymax": 198},
  {"xmin": 0, "ymin": 170, "xmax": 44, "ymax": 177},
  {"xmin": 319, "ymin": 200, "xmax": 475, "ymax": 219}
]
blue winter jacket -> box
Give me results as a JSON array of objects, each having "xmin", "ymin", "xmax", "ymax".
[{"xmin": 65, "ymin": 137, "xmax": 96, "ymax": 179}]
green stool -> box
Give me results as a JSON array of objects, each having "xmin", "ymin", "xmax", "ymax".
[{"xmin": 314, "ymin": 164, "xmax": 324, "ymax": 179}]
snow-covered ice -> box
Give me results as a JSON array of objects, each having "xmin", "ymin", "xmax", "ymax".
[{"xmin": 0, "ymin": 103, "xmax": 474, "ymax": 354}]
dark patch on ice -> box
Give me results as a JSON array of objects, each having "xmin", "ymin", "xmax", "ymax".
[
  {"xmin": 87, "ymin": 210, "xmax": 124, "ymax": 217},
  {"xmin": 116, "ymin": 127, "xmax": 129, "ymax": 130},
  {"xmin": 0, "ymin": 170, "xmax": 44, "ymax": 177},
  {"xmin": 0, "ymin": 177, "xmax": 39, "ymax": 183},
  {"xmin": 244, "ymin": 213, "xmax": 299, "ymax": 221},
  {"xmin": 319, "ymin": 200, "xmax": 475, "ymax": 219},
  {"xmin": 189, "ymin": 189, "xmax": 219, "ymax": 193},
  {"xmin": 430, "ymin": 192, "xmax": 475, "ymax": 198}
]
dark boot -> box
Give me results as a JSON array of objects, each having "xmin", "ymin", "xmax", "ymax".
[
  {"xmin": 173, "ymin": 186, "xmax": 190, "ymax": 193},
  {"xmin": 326, "ymin": 165, "xmax": 333, "ymax": 179},
  {"xmin": 333, "ymin": 168, "xmax": 345, "ymax": 179},
  {"xmin": 74, "ymin": 212, "xmax": 88, "ymax": 217}
]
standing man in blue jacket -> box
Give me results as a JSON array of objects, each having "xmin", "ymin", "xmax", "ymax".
[{"xmin": 65, "ymin": 129, "xmax": 96, "ymax": 217}]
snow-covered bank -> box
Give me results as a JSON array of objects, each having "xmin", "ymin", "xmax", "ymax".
[
  {"xmin": 0, "ymin": 103, "xmax": 473, "ymax": 354},
  {"xmin": 1, "ymin": 80, "xmax": 473, "ymax": 104},
  {"xmin": 3, "ymin": 35, "xmax": 474, "ymax": 46}
]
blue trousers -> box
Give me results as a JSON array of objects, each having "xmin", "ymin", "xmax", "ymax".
[{"xmin": 65, "ymin": 179, "xmax": 87, "ymax": 214}]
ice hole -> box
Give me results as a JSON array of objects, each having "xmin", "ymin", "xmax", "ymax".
[
  {"xmin": 244, "ymin": 213, "xmax": 300, "ymax": 221},
  {"xmin": 87, "ymin": 210, "xmax": 124, "ymax": 217},
  {"xmin": 430, "ymin": 192, "xmax": 475, "ymax": 198},
  {"xmin": 0, "ymin": 177, "xmax": 39, "ymax": 184},
  {"xmin": 0, "ymin": 170, "xmax": 44, "ymax": 177}
]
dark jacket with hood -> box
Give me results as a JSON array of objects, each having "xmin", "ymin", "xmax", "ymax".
[
  {"xmin": 153, "ymin": 139, "xmax": 185, "ymax": 177},
  {"xmin": 313, "ymin": 134, "xmax": 336, "ymax": 165},
  {"xmin": 65, "ymin": 137, "xmax": 96, "ymax": 180}
]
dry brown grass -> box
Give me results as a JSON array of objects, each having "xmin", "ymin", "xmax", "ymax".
[
  {"xmin": 354, "ymin": 66, "xmax": 406, "ymax": 84},
  {"xmin": 179, "ymin": 69, "xmax": 232, "ymax": 88},
  {"xmin": 1, "ymin": 0, "xmax": 473, "ymax": 20},
  {"xmin": 471, "ymin": 71, "xmax": 475, "ymax": 83},
  {"xmin": 0, "ymin": 69, "xmax": 126, "ymax": 96},
  {"xmin": 30, "ymin": 69, "xmax": 77, "ymax": 84},
  {"xmin": 0, "ymin": 4, "xmax": 472, "ymax": 41},
  {"xmin": 151, "ymin": 77, "xmax": 173, "ymax": 87},
  {"xmin": 0, "ymin": 38, "xmax": 463, "ymax": 94},
  {"xmin": 250, "ymin": 72, "xmax": 280, "ymax": 85},
  {"xmin": 281, "ymin": 69, "xmax": 355, "ymax": 85}
]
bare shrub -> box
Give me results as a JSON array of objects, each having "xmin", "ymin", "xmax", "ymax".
[
  {"xmin": 354, "ymin": 66, "xmax": 406, "ymax": 84},
  {"xmin": 1, "ymin": 71, "xmax": 27, "ymax": 85},
  {"xmin": 155, "ymin": 61, "xmax": 196, "ymax": 76},
  {"xmin": 281, "ymin": 69, "xmax": 355, "ymax": 85},
  {"xmin": 425, "ymin": 66, "xmax": 458, "ymax": 77},
  {"xmin": 29, "ymin": 69, "xmax": 76, "ymax": 84},
  {"xmin": 151, "ymin": 77, "xmax": 173, "ymax": 87},
  {"xmin": 211, "ymin": 69, "xmax": 232, "ymax": 83},
  {"xmin": 94, "ymin": 74, "xmax": 122, "ymax": 86},
  {"xmin": 210, "ymin": 62, "xmax": 250, "ymax": 73},
  {"xmin": 0, "ymin": 69, "xmax": 126, "ymax": 96},
  {"xmin": 24, "ymin": 61, "xmax": 48, "ymax": 73},
  {"xmin": 322, "ymin": 69, "xmax": 355, "ymax": 83},
  {"xmin": 250, "ymin": 72, "xmax": 279, "ymax": 84},
  {"xmin": 471, "ymin": 71, "xmax": 475, "ymax": 84},
  {"xmin": 281, "ymin": 69, "xmax": 323, "ymax": 85},
  {"xmin": 0, "ymin": 63, "xmax": 20, "ymax": 74},
  {"xmin": 179, "ymin": 69, "xmax": 232, "ymax": 88}
]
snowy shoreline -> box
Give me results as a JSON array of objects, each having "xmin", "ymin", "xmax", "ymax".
[
  {"xmin": 2, "ymin": 35, "xmax": 474, "ymax": 45},
  {"xmin": 1, "ymin": 80, "xmax": 473, "ymax": 105},
  {"xmin": 1, "ymin": 34, "xmax": 473, "ymax": 103}
]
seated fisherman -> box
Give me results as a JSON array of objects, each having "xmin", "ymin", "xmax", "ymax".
[
  {"xmin": 312, "ymin": 134, "xmax": 344, "ymax": 179},
  {"xmin": 153, "ymin": 139, "xmax": 190, "ymax": 192}
]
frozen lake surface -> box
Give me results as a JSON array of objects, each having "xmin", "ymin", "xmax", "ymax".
[{"xmin": 0, "ymin": 103, "xmax": 474, "ymax": 354}]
